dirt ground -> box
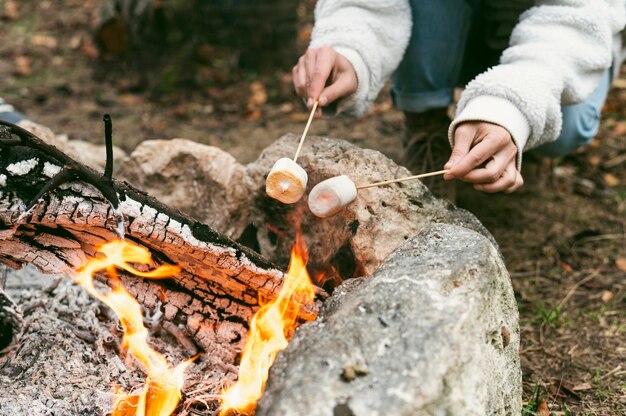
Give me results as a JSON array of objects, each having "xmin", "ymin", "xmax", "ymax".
[{"xmin": 0, "ymin": 1, "xmax": 624, "ymax": 415}]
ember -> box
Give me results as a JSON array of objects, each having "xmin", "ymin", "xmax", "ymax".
[
  {"xmin": 219, "ymin": 233, "xmax": 316, "ymax": 415},
  {"xmin": 74, "ymin": 240, "xmax": 193, "ymax": 416}
]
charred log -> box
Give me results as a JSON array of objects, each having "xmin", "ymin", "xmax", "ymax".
[{"xmin": 0, "ymin": 119, "xmax": 318, "ymax": 361}]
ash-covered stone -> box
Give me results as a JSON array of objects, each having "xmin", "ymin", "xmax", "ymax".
[{"xmin": 257, "ymin": 224, "xmax": 522, "ymax": 416}]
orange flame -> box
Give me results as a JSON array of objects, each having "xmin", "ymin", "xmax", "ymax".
[
  {"xmin": 219, "ymin": 234, "xmax": 316, "ymax": 415},
  {"xmin": 74, "ymin": 240, "xmax": 192, "ymax": 416}
]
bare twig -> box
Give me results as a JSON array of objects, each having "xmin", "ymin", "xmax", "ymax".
[
  {"xmin": 557, "ymin": 272, "xmax": 599, "ymax": 310},
  {"xmin": 599, "ymin": 365, "xmax": 622, "ymax": 380},
  {"xmin": 603, "ymin": 152, "xmax": 626, "ymax": 168}
]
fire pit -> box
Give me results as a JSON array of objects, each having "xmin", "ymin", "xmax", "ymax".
[{"xmin": 0, "ymin": 120, "xmax": 522, "ymax": 415}]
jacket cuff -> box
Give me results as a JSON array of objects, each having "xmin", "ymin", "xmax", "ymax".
[
  {"xmin": 448, "ymin": 95, "xmax": 531, "ymax": 170},
  {"xmin": 331, "ymin": 46, "xmax": 370, "ymax": 116}
]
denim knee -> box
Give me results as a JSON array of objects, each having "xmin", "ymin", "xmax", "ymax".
[{"xmin": 533, "ymin": 103, "xmax": 601, "ymax": 157}]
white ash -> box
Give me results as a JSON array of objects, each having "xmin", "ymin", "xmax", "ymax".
[
  {"xmin": 6, "ymin": 158, "xmax": 39, "ymax": 176},
  {"xmin": 0, "ymin": 174, "xmax": 6, "ymax": 187},
  {"xmin": 42, "ymin": 162, "xmax": 62, "ymax": 178}
]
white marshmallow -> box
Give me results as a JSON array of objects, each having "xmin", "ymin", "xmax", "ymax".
[
  {"xmin": 266, "ymin": 158, "xmax": 308, "ymax": 204},
  {"xmin": 308, "ymin": 175, "xmax": 357, "ymax": 218}
]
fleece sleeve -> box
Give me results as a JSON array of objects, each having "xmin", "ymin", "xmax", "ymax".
[
  {"xmin": 309, "ymin": 0, "xmax": 412, "ymax": 116},
  {"xmin": 450, "ymin": 0, "xmax": 626, "ymax": 167}
]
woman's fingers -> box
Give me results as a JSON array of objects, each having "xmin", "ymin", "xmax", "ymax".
[
  {"xmin": 459, "ymin": 145, "xmax": 517, "ymax": 184},
  {"xmin": 474, "ymin": 162, "xmax": 519, "ymax": 193}
]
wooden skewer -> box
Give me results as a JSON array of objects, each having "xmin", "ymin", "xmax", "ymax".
[
  {"xmin": 293, "ymin": 100, "xmax": 319, "ymax": 162},
  {"xmin": 356, "ymin": 169, "xmax": 449, "ymax": 190}
]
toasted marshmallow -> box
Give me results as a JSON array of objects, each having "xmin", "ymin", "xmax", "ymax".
[
  {"xmin": 308, "ymin": 175, "xmax": 357, "ymax": 218},
  {"xmin": 266, "ymin": 158, "xmax": 308, "ymax": 204}
]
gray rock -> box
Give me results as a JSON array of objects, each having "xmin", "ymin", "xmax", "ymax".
[
  {"xmin": 117, "ymin": 138, "xmax": 251, "ymax": 239},
  {"xmin": 257, "ymin": 224, "xmax": 521, "ymax": 416},
  {"xmin": 246, "ymin": 134, "xmax": 493, "ymax": 280}
]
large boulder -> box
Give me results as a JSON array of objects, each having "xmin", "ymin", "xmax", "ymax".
[
  {"xmin": 117, "ymin": 138, "xmax": 251, "ymax": 239},
  {"xmin": 246, "ymin": 134, "xmax": 493, "ymax": 282},
  {"xmin": 257, "ymin": 224, "xmax": 522, "ymax": 416}
]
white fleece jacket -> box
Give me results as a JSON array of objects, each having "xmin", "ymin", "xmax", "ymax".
[{"xmin": 310, "ymin": 0, "xmax": 626, "ymax": 168}]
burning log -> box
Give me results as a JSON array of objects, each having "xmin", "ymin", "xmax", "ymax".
[{"xmin": 0, "ymin": 120, "xmax": 318, "ymax": 360}]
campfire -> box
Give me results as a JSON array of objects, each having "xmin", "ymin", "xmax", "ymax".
[
  {"xmin": 70, "ymin": 235, "xmax": 314, "ymax": 416},
  {"xmin": 0, "ymin": 118, "xmax": 522, "ymax": 415}
]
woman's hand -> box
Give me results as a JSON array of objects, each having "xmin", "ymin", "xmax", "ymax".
[
  {"xmin": 444, "ymin": 121, "xmax": 524, "ymax": 193},
  {"xmin": 292, "ymin": 45, "xmax": 358, "ymax": 117}
]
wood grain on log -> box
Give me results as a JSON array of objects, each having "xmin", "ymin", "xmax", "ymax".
[{"xmin": 0, "ymin": 121, "xmax": 318, "ymax": 360}]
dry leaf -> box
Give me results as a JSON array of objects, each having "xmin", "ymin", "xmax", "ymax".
[
  {"xmin": 601, "ymin": 290, "xmax": 614, "ymax": 303},
  {"xmin": 616, "ymin": 256, "xmax": 626, "ymax": 272},
  {"xmin": 537, "ymin": 400, "xmax": 550, "ymax": 416},
  {"xmin": 612, "ymin": 122, "xmax": 626, "ymax": 137},
  {"xmin": 81, "ymin": 39, "xmax": 99, "ymax": 59},
  {"xmin": 4, "ymin": 0, "xmax": 18, "ymax": 20},
  {"xmin": 612, "ymin": 78, "xmax": 626, "ymax": 89},
  {"xmin": 31, "ymin": 34, "xmax": 58, "ymax": 49},
  {"xmin": 245, "ymin": 109, "xmax": 262, "ymax": 121},
  {"xmin": 14, "ymin": 55, "xmax": 32, "ymax": 76},
  {"xmin": 603, "ymin": 173, "xmax": 620, "ymax": 187},
  {"xmin": 248, "ymin": 81, "xmax": 267, "ymax": 108},
  {"xmin": 588, "ymin": 155, "xmax": 602, "ymax": 166},
  {"xmin": 289, "ymin": 113, "xmax": 309, "ymax": 122},
  {"xmin": 119, "ymin": 94, "xmax": 144, "ymax": 106},
  {"xmin": 69, "ymin": 34, "xmax": 83, "ymax": 49},
  {"xmin": 572, "ymin": 382, "xmax": 592, "ymax": 391},
  {"xmin": 297, "ymin": 24, "xmax": 313, "ymax": 44}
]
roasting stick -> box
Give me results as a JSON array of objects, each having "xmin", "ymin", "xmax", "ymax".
[
  {"xmin": 308, "ymin": 169, "xmax": 450, "ymax": 218},
  {"xmin": 356, "ymin": 169, "xmax": 449, "ymax": 189},
  {"xmin": 266, "ymin": 100, "xmax": 319, "ymax": 204},
  {"xmin": 293, "ymin": 99, "xmax": 319, "ymax": 162}
]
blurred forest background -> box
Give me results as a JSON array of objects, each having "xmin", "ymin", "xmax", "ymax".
[{"xmin": 0, "ymin": 1, "xmax": 624, "ymax": 415}]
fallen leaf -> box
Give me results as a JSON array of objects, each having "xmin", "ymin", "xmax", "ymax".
[
  {"xmin": 81, "ymin": 39, "xmax": 99, "ymax": 60},
  {"xmin": 603, "ymin": 173, "xmax": 620, "ymax": 187},
  {"xmin": 601, "ymin": 290, "xmax": 614, "ymax": 303},
  {"xmin": 616, "ymin": 257, "xmax": 626, "ymax": 272},
  {"xmin": 4, "ymin": 0, "xmax": 18, "ymax": 20},
  {"xmin": 537, "ymin": 399, "xmax": 550, "ymax": 416},
  {"xmin": 588, "ymin": 138, "xmax": 601, "ymax": 148},
  {"xmin": 248, "ymin": 81, "xmax": 267, "ymax": 108},
  {"xmin": 588, "ymin": 155, "xmax": 602, "ymax": 166},
  {"xmin": 572, "ymin": 382, "xmax": 593, "ymax": 391},
  {"xmin": 31, "ymin": 34, "xmax": 58, "ymax": 49},
  {"xmin": 14, "ymin": 55, "xmax": 32, "ymax": 76},
  {"xmin": 289, "ymin": 113, "xmax": 309, "ymax": 122},
  {"xmin": 612, "ymin": 121, "xmax": 626, "ymax": 137},
  {"xmin": 561, "ymin": 262, "xmax": 574, "ymax": 273},
  {"xmin": 612, "ymin": 78, "xmax": 626, "ymax": 89},
  {"xmin": 69, "ymin": 33, "xmax": 82, "ymax": 49},
  {"xmin": 297, "ymin": 24, "xmax": 313, "ymax": 44},
  {"xmin": 245, "ymin": 109, "xmax": 262, "ymax": 121},
  {"xmin": 119, "ymin": 94, "xmax": 144, "ymax": 106}
]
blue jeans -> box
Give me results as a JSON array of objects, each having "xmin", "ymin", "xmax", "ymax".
[{"xmin": 391, "ymin": 0, "xmax": 611, "ymax": 157}]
